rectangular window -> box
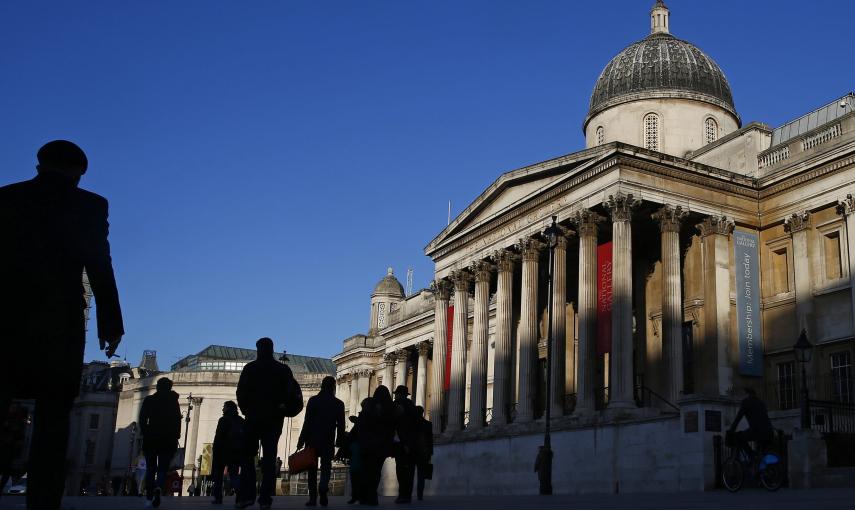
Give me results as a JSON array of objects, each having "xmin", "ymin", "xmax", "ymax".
[
  {"xmin": 771, "ymin": 247, "xmax": 790, "ymax": 295},
  {"xmin": 89, "ymin": 413, "xmax": 99, "ymax": 429},
  {"xmin": 84, "ymin": 440, "xmax": 96, "ymax": 466},
  {"xmin": 777, "ymin": 362, "xmax": 796, "ymax": 410},
  {"xmin": 823, "ymin": 230, "xmax": 843, "ymax": 281},
  {"xmin": 831, "ymin": 352, "xmax": 852, "ymax": 403}
]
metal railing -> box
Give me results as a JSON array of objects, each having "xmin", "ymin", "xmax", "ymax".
[{"xmin": 810, "ymin": 400, "xmax": 855, "ymax": 434}]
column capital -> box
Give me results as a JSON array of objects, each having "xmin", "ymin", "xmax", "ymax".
[
  {"xmin": 470, "ymin": 260, "xmax": 495, "ymax": 283},
  {"xmin": 516, "ymin": 237, "xmax": 545, "ymax": 261},
  {"xmin": 696, "ymin": 215, "xmax": 734, "ymax": 237},
  {"xmin": 491, "ymin": 248, "xmax": 517, "ymax": 273},
  {"xmin": 837, "ymin": 194, "xmax": 855, "ymax": 217},
  {"xmin": 571, "ymin": 209, "xmax": 605, "ymax": 238},
  {"xmin": 418, "ymin": 340, "xmax": 432, "ymax": 356},
  {"xmin": 603, "ymin": 192, "xmax": 640, "ymax": 222},
  {"xmin": 450, "ymin": 269, "xmax": 473, "ymax": 291},
  {"xmin": 430, "ymin": 278, "xmax": 453, "ymax": 301},
  {"xmin": 652, "ymin": 205, "xmax": 688, "ymax": 233},
  {"xmin": 547, "ymin": 224, "xmax": 575, "ymax": 250},
  {"xmin": 357, "ymin": 369, "xmax": 374, "ymax": 378},
  {"xmin": 383, "ymin": 352, "xmax": 396, "ymax": 364},
  {"xmin": 395, "ymin": 349, "xmax": 409, "ymax": 362},
  {"xmin": 784, "ymin": 211, "xmax": 811, "ymax": 234}
]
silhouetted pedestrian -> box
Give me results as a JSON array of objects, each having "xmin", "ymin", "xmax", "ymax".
[
  {"xmin": 0, "ymin": 140, "xmax": 124, "ymax": 510},
  {"xmin": 298, "ymin": 376, "xmax": 345, "ymax": 507},
  {"xmin": 139, "ymin": 377, "xmax": 181, "ymax": 508},
  {"xmin": 0, "ymin": 402, "xmax": 27, "ymax": 500},
  {"xmin": 342, "ymin": 398, "xmax": 370, "ymax": 505},
  {"xmin": 236, "ymin": 337, "xmax": 303, "ymax": 510},
  {"xmin": 211, "ymin": 401, "xmax": 244, "ymax": 505},
  {"xmin": 413, "ymin": 406, "xmax": 433, "ymax": 501},
  {"xmin": 392, "ymin": 386, "xmax": 418, "ymax": 504},
  {"xmin": 357, "ymin": 386, "xmax": 395, "ymax": 506}
]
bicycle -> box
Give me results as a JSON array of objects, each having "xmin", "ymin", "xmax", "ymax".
[{"xmin": 721, "ymin": 430, "xmax": 784, "ymax": 492}]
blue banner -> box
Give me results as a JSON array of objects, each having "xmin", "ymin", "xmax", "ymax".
[{"xmin": 734, "ymin": 230, "xmax": 763, "ymax": 376}]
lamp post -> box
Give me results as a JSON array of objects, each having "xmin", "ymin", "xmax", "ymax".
[
  {"xmin": 793, "ymin": 329, "xmax": 813, "ymax": 430},
  {"xmin": 537, "ymin": 215, "xmax": 560, "ymax": 496},
  {"xmin": 180, "ymin": 393, "xmax": 194, "ymax": 497}
]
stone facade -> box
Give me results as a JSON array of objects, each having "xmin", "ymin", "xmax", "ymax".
[{"xmin": 335, "ymin": 1, "xmax": 855, "ymax": 494}]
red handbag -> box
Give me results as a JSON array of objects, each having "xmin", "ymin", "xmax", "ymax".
[{"xmin": 288, "ymin": 447, "xmax": 318, "ymax": 475}]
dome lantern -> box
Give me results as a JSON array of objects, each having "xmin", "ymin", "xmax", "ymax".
[{"xmin": 651, "ymin": 0, "xmax": 669, "ymax": 35}]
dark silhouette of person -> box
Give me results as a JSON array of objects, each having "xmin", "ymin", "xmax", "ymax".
[
  {"xmin": 341, "ymin": 398, "xmax": 370, "ymax": 505},
  {"xmin": 211, "ymin": 400, "xmax": 245, "ymax": 505},
  {"xmin": 275, "ymin": 457, "xmax": 283, "ymax": 479},
  {"xmin": 357, "ymin": 386, "xmax": 395, "ymax": 506},
  {"xmin": 0, "ymin": 402, "xmax": 28, "ymax": 499},
  {"xmin": 729, "ymin": 387, "xmax": 774, "ymax": 452},
  {"xmin": 413, "ymin": 406, "xmax": 433, "ymax": 501},
  {"xmin": 236, "ymin": 337, "xmax": 301, "ymax": 510},
  {"xmin": 392, "ymin": 386, "xmax": 418, "ymax": 504},
  {"xmin": 139, "ymin": 377, "xmax": 181, "ymax": 508},
  {"xmin": 0, "ymin": 140, "xmax": 124, "ymax": 510},
  {"xmin": 297, "ymin": 375, "xmax": 345, "ymax": 507}
]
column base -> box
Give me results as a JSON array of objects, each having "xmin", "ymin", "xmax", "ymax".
[{"xmin": 607, "ymin": 398, "xmax": 635, "ymax": 410}]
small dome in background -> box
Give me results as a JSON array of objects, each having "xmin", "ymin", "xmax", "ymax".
[{"xmin": 373, "ymin": 267, "xmax": 405, "ymax": 298}]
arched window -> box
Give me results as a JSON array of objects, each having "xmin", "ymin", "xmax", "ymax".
[
  {"xmin": 643, "ymin": 113, "xmax": 660, "ymax": 151},
  {"xmin": 596, "ymin": 126, "xmax": 604, "ymax": 146},
  {"xmin": 705, "ymin": 117, "xmax": 718, "ymax": 144}
]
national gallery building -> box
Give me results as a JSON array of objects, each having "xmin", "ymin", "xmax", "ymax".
[{"xmin": 333, "ymin": 2, "xmax": 855, "ymax": 494}]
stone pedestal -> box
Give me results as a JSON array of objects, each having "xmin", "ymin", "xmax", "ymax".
[{"xmin": 788, "ymin": 429, "xmax": 828, "ymax": 489}]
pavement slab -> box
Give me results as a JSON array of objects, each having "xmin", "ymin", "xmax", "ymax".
[{"xmin": 1, "ymin": 490, "xmax": 854, "ymax": 510}]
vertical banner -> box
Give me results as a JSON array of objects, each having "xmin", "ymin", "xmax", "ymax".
[
  {"xmin": 444, "ymin": 305, "xmax": 454, "ymax": 390},
  {"xmin": 597, "ymin": 242, "xmax": 613, "ymax": 356},
  {"xmin": 734, "ymin": 231, "xmax": 763, "ymax": 376}
]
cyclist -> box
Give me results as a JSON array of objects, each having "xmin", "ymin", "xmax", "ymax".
[{"xmin": 728, "ymin": 387, "xmax": 773, "ymax": 454}]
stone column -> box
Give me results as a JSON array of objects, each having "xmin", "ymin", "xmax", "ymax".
[
  {"xmin": 349, "ymin": 373, "xmax": 360, "ymax": 418},
  {"xmin": 697, "ymin": 216, "xmax": 735, "ymax": 396},
  {"xmin": 395, "ymin": 350, "xmax": 409, "ymax": 391},
  {"xmin": 603, "ymin": 192, "xmax": 640, "ymax": 409},
  {"xmin": 549, "ymin": 226, "xmax": 574, "ymax": 417},
  {"xmin": 516, "ymin": 237, "xmax": 544, "ymax": 423},
  {"xmin": 447, "ymin": 269, "xmax": 472, "ymax": 431},
  {"xmin": 416, "ymin": 341, "xmax": 431, "ymax": 408},
  {"xmin": 357, "ymin": 370, "xmax": 371, "ymax": 403},
  {"xmin": 185, "ymin": 396, "xmax": 203, "ymax": 469},
  {"xmin": 572, "ymin": 210, "xmax": 603, "ymax": 415},
  {"xmin": 382, "ymin": 353, "xmax": 395, "ymax": 391},
  {"xmin": 837, "ymin": 195, "xmax": 855, "ymax": 333},
  {"xmin": 653, "ymin": 205, "xmax": 688, "ymax": 404},
  {"xmin": 785, "ymin": 212, "xmax": 814, "ymax": 333},
  {"xmin": 429, "ymin": 279, "xmax": 452, "ymax": 433},
  {"xmin": 469, "ymin": 261, "xmax": 493, "ymax": 429},
  {"xmin": 490, "ymin": 249, "xmax": 516, "ymax": 426}
]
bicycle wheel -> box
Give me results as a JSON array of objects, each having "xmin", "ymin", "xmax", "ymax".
[
  {"xmin": 722, "ymin": 457, "xmax": 744, "ymax": 492},
  {"xmin": 760, "ymin": 463, "xmax": 783, "ymax": 491}
]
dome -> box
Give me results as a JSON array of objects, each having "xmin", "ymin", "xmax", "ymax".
[
  {"xmin": 373, "ymin": 267, "xmax": 405, "ymax": 298},
  {"xmin": 585, "ymin": 32, "xmax": 738, "ymax": 130}
]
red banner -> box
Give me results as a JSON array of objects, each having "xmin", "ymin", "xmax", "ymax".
[
  {"xmin": 597, "ymin": 242, "xmax": 613, "ymax": 355},
  {"xmin": 444, "ymin": 305, "xmax": 454, "ymax": 391}
]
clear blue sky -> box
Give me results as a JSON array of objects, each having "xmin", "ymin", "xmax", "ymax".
[{"xmin": 1, "ymin": 1, "xmax": 852, "ymax": 368}]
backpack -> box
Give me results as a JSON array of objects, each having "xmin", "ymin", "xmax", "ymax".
[{"xmin": 280, "ymin": 374, "xmax": 304, "ymax": 418}]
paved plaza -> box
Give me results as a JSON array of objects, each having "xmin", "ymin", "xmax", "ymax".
[{"xmin": 2, "ymin": 490, "xmax": 854, "ymax": 510}]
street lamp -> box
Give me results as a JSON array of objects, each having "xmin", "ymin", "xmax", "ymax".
[
  {"xmin": 180, "ymin": 393, "xmax": 194, "ymax": 497},
  {"xmin": 793, "ymin": 329, "xmax": 813, "ymax": 430},
  {"xmin": 536, "ymin": 215, "xmax": 561, "ymax": 496}
]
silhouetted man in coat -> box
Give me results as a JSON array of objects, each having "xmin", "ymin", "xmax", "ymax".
[
  {"xmin": 297, "ymin": 376, "xmax": 345, "ymax": 507},
  {"xmin": 211, "ymin": 400, "xmax": 245, "ymax": 505},
  {"xmin": 0, "ymin": 140, "xmax": 124, "ymax": 510},
  {"xmin": 236, "ymin": 337, "xmax": 301, "ymax": 510},
  {"xmin": 139, "ymin": 377, "xmax": 181, "ymax": 508},
  {"xmin": 413, "ymin": 406, "xmax": 433, "ymax": 501},
  {"xmin": 392, "ymin": 385, "xmax": 418, "ymax": 504}
]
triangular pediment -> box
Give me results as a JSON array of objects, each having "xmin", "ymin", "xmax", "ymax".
[{"xmin": 426, "ymin": 145, "xmax": 614, "ymax": 255}]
